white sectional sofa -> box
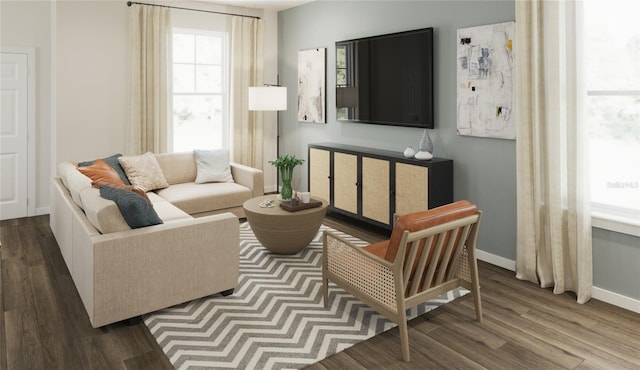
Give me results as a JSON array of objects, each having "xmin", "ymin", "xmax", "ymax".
[{"xmin": 49, "ymin": 151, "xmax": 263, "ymax": 327}]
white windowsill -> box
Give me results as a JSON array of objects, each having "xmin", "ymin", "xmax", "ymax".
[{"xmin": 591, "ymin": 213, "xmax": 640, "ymax": 238}]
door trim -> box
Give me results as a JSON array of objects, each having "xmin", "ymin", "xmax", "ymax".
[{"xmin": 1, "ymin": 47, "xmax": 36, "ymax": 217}]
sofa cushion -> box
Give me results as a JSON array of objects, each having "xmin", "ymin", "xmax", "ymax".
[
  {"xmin": 155, "ymin": 182, "xmax": 252, "ymax": 215},
  {"xmin": 194, "ymin": 149, "xmax": 234, "ymax": 184},
  {"xmin": 78, "ymin": 159, "xmax": 125, "ymax": 186},
  {"xmin": 79, "ymin": 188, "xmax": 190, "ymax": 233},
  {"xmin": 58, "ymin": 162, "xmax": 79, "ymax": 189},
  {"xmin": 77, "ymin": 153, "xmax": 131, "ymax": 185},
  {"xmin": 80, "ymin": 187, "xmax": 131, "ymax": 233},
  {"xmin": 78, "ymin": 158, "xmax": 152, "ymax": 203},
  {"xmin": 96, "ymin": 182, "xmax": 151, "ymax": 203},
  {"xmin": 66, "ymin": 170, "xmax": 92, "ymax": 208},
  {"xmin": 99, "ymin": 184, "xmax": 163, "ymax": 229},
  {"xmin": 154, "ymin": 152, "xmax": 197, "ymax": 185},
  {"xmin": 148, "ymin": 197, "xmax": 193, "ymax": 222},
  {"xmin": 118, "ymin": 152, "xmax": 170, "ymax": 192}
]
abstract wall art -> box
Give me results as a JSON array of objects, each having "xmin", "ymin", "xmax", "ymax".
[
  {"xmin": 298, "ymin": 48, "xmax": 326, "ymax": 123},
  {"xmin": 456, "ymin": 21, "xmax": 516, "ymax": 139}
]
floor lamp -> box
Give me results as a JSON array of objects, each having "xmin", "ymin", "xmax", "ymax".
[{"xmin": 248, "ymin": 85, "xmax": 287, "ymax": 193}]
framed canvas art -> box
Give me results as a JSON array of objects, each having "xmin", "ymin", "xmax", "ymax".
[
  {"xmin": 456, "ymin": 22, "xmax": 516, "ymax": 139},
  {"xmin": 298, "ymin": 48, "xmax": 326, "ymax": 123}
]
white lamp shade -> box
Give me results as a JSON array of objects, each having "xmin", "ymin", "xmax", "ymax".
[{"xmin": 248, "ymin": 86, "xmax": 287, "ymax": 111}]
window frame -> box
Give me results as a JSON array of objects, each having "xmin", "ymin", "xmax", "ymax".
[
  {"xmin": 170, "ymin": 27, "xmax": 230, "ymax": 153},
  {"xmin": 584, "ymin": 0, "xmax": 640, "ymax": 237},
  {"xmin": 587, "ymin": 89, "xmax": 640, "ymax": 237},
  {"xmin": 335, "ymin": 42, "xmax": 356, "ymax": 120}
]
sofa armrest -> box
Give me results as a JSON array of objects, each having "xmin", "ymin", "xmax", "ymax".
[{"xmin": 230, "ymin": 162, "xmax": 264, "ymax": 198}]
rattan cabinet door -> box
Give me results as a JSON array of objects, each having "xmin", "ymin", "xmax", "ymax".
[
  {"xmin": 333, "ymin": 152, "xmax": 358, "ymax": 214},
  {"xmin": 309, "ymin": 148, "xmax": 330, "ymax": 202},
  {"xmin": 395, "ymin": 162, "xmax": 429, "ymax": 215},
  {"xmin": 362, "ymin": 156, "xmax": 390, "ymax": 224}
]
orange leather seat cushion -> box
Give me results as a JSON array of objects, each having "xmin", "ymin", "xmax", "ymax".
[
  {"xmin": 363, "ymin": 240, "xmax": 390, "ymax": 260},
  {"xmin": 360, "ymin": 200, "xmax": 478, "ymax": 296},
  {"xmin": 380, "ymin": 200, "xmax": 478, "ymax": 263}
]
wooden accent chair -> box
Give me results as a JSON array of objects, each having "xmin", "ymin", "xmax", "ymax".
[{"xmin": 322, "ymin": 200, "xmax": 483, "ymax": 361}]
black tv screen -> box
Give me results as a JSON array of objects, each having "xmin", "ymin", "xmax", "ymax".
[{"xmin": 336, "ymin": 27, "xmax": 434, "ymax": 129}]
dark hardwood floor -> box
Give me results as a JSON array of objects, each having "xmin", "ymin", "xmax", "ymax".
[{"xmin": 2, "ymin": 215, "xmax": 640, "ymax": 369}]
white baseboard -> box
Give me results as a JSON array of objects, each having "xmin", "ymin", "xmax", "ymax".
[
  {"xmin": 476, "ymin": 248, "xmax": 516, "ymax": 271},
  {"xmin": 36, "ymin": 207, "xmax": 50, "ymax": 216},
  {"xmin": 592, "ymin": 287, "xmax": 640, "ymax": 314},
  {"xmin": 264, "ymin": 185, "xmax": 277, "ymax": 194},
  {"xmin": 476, "ymin": 248, "xmax": 640, "ymax": 314}
]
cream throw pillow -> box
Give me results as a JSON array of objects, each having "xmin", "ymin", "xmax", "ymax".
[
  {"xmin": 118, "ymin": 152, "xmax": 169, "ymax": 192},
  {"xmin": 194, "ymin": 149, "xmax": 234, "ymax": 184}
]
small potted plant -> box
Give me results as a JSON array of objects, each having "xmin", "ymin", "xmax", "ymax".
[{"xmin": 269, "ymin": 154, "xmax": 305, "ymax": 201}]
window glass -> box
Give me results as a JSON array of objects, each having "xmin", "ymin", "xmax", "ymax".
[
  {"xmin": 173, "ymin": 95, "xmax": 223, "ymax": 151},
  {"xmin": 585, "ymin": 0, "xmax": 640, "ymax": 224},
  {"xmin": 173, "ymin": 33, "xmax": 194, "ymax": 64},
  {"xmin": 195, "ymin": 35, "xmax": 220, "ymax": 64},
  {"xmin": 172, "ymin": 29, "xmax": 228, "ymax": 152},
  {"xmin": 195, "ymin": 65, "xmax": 221, "ymax": 93},
  {"xmin": 584, "ymin": 1, "xmax": 640, "ymax": 91},
  {"xmin": 172, "ymin": 64, "xmax": 195, "ymax": 93}
]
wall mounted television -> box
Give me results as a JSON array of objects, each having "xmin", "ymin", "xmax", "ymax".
[{"xmin": 336, "ymin": 27, "xmax": 434, "ymax": 129}]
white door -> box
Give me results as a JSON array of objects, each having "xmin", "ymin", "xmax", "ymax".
[{"xmin": 1, "ymin": 52, "xmax": 29, "ymax": 220}]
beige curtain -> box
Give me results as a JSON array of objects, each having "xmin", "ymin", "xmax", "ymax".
[
  {"xmin": 231, "ymin": 16, "xmax": 264, "ymax": 169},
  {"xmin": 515, "ymin": 0, "xmax": 592, "ymax": 304},
  {"xmin": 128, "ymin": 4, "xmax": 172, "ymax": 155}
]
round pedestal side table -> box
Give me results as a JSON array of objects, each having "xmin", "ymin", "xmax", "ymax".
[{"xmin": 242, "ymin": 195, "xmax": 328, "ymax": 255}]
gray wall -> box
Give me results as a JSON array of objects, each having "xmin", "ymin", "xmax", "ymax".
[
  {"xmin": 593, "ymin": 228, "xmax": 640, "ymax": 300},
  {"xmin": 278, "ymin": 1, "xmax": 517, "ymax": 259},
  {"xmin": 278, "ymin": 0, "xmax": 640, "ymax": 303}
]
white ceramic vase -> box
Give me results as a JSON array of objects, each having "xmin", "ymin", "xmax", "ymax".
[
  {"xmin": 403, "ymin": 146, "xmax": 416, "ymax": 158},
  {"xmin": 419, "ymin": 129, "xmax": 433, "ymax": 153}
]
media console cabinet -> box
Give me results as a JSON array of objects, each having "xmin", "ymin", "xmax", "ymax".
[{"xmin": 308, "ymin": 143, "xmax": 453, "ymax": 230}]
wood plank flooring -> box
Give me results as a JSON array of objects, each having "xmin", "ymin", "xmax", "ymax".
[{"xmin": 2, "ymin": 214, "xmax": 639, "ymax": 369}]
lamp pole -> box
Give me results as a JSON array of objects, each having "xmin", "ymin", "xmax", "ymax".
[
  {"xmin": 276, "ymin": 109, "xmax": 280, "ymax": 194},
  {"xmin": 247, "ymin": 83, "xmax": 287, "ymax": 194}
]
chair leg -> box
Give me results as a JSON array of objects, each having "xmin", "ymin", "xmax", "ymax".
[
  {"xmin": 322, "ymin": 276, "xmax": 329, "ymax": 308},
  {"xmin": 472, "ymin": 283, "xmax": 483, "ymax": 322},
  {"xmin": 399, "ymin": 320, "xmax": 410, "ymax": 362},
  {"xmin": 466, "ymin": 246, "xmax": 483, "ymax": 323}
]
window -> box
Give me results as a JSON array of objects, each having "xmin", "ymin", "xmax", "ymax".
[
  {"xmin": 172, "ymin": 29, "xmax": 229, "ymax": 152},
  {"xmin": 585, "ymin": 0, "xmax": 640, "ymax": 234},
  {"xmin": 335, "ymin": 43, "xmax": 354, "ymax": 120}
]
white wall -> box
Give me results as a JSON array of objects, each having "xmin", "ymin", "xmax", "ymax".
[
  {"xmin": 55, "ymin": 1, "xmax": 129, "ymax": 164},
  {"xmin": 0, "ymin": 0, "xmax": 53, "ymax": 215}
]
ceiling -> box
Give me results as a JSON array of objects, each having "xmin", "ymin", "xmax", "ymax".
[{"xmin": 198, "ymin": 0, "xmax": 312, "ymax": 11}]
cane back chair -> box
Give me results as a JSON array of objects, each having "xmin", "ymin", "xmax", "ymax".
[{"xmin": 322, "ymin": 200, "xmax": 483, "ymax": 361}]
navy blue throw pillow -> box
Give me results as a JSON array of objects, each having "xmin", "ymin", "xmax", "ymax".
[
  {"xmin": 99, "ymin": 184, "xmax": 163, "ymax": 229},
  {"xmin": 78, "ymin": 154, "xmax": 131, "ymax": 185}
]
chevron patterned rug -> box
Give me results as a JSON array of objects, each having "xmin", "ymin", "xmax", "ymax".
[{"xmin": 144, "ymin": 223, "xmax": 468, "ymax": 370}]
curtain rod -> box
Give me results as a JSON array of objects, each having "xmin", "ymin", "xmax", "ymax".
[{"xmin": 126, "ymin": 1, "xmax": 261, "ymax": 20}]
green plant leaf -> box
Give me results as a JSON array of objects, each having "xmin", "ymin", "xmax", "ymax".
[{"xmin": 268, "ymin": 154, "xmax": 305, "ymax": 169}]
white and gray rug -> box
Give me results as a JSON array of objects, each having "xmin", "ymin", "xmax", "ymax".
[{"xmin": 144, "ymin": 223, "xmax": 468, "ymax": 370}]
